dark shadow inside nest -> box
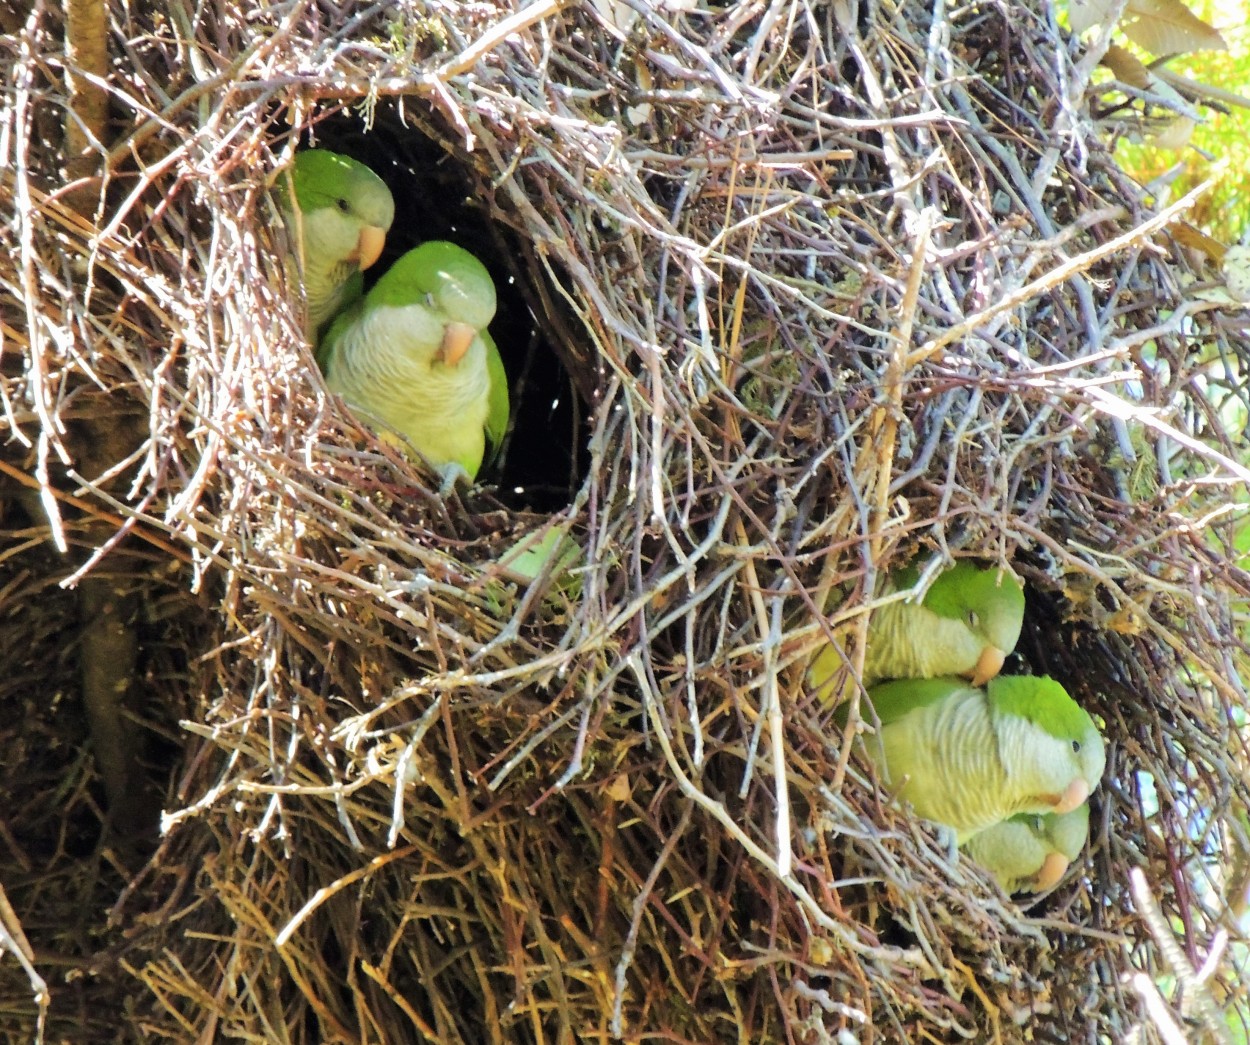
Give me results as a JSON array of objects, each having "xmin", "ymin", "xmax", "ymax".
[{"xmin": 294, "ymin": 108, "xmax": 592, "ymax": 516}]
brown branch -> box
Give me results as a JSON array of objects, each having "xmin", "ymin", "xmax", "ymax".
[{"xmin": 63, "ymin": 0, "xmax": 109, "ymax": 205}]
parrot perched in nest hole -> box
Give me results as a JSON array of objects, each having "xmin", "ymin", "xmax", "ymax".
[
  {"xmin": 280, "ymin": 149, "xmax": 395, "ymax": 342},
  {"xmin": 853, "ymin": 674, "xmax": 1104, "ymax": 842},
  {"xmin": 808, "ymin": 561, "xmax": 1026, "ymax": 701},
  {"xmin": 320, "ymin": 239, "xmax": 509, "ymax": 490},
  {"xmin": 962, "ymin": 804, "xmax": 1091, "ymax": 894}
]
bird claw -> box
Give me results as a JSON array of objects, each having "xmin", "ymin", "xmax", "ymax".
[
  {"xmin": 437, "ymin": 464, "xmax": 472, "ymax": 497},
  {"xmin": 937, "ymin": 824, "xmax": 961, "ymax": 865}
]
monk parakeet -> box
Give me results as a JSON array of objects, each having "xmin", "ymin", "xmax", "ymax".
[
  {"xmin": 962, "ymin": 804, "xmax": 1090, "ymax": 893},
  {"xmin": 809, "ymin": 561, "xmax": 1025, "ymax": 701},
  {"xmin": 496, "ymin": 525, "xmax": 582, "ymax": 590},
  {"xmin": 854, "ymin": 674, "xmax": 1104, "ymax": 842},
  {"xmin": 280, "ymin": 149, "xmax": 395, "ymax": 342},
  {"xmin": 320, "ymin": 240, "xmax": 508, "ymax": 489}
]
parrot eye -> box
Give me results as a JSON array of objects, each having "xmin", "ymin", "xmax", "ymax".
[
  {"xmin": 966, "ymin": 610, "xmax": 980, "ymax": 629},
  {"xmin": 1071, "ymin": 740, "xmax": 1082, "ymax": 753},
  {"xmin": 336, "ymin": 198, "xmax": 351, "ymax": 212}
]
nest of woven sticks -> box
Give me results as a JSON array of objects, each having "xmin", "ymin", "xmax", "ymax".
[{"xmin": 2, "ymin": 0, "xmax": 1248, "ymax": 1041}]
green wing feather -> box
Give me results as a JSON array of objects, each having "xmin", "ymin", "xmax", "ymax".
[
  {"xmin": 484, "ymin": 330, "xmax": 510, "ymax": 461},
  {"xmin": 839, "ymin": 675, "xmax": 971, "ymax": 728}
]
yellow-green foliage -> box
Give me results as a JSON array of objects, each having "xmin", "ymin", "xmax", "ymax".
[{"xmin": 1115, "ymin": 4, "xmax": 1250, "ymax": 239}]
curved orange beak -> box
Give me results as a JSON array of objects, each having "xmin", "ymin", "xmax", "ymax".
[
  {"xmin": 353, "ymin": 225, "xmax": 387, "ymax": 271},
  {"xmin": 1032, "ymin": 851, "xmax": 1071, "ymax": 892},
  {"xmin": 969, "ymin": 645, "xmax": 1006, "ymax": 687},
  {"xmin": 1051, "ymin": 777, "xmax": 1090, "ymax": 816},
  {"xmin": 439, "ymin": 321, "xmax": 477, "ymax": 366}
]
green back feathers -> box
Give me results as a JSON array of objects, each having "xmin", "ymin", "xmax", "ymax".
[
  {"xmin": 288, "ymin": 149, "xmax": 395, "ymax": 231},
  {"xmin": 857, "ymin": 675, "xmax": 973, "ymax": 728},
  {"xmin": 858, "ymin": 673, "xmax": 1095, "ymax": 745},
  {"xmin": 986, "ymin": 675, "xmax": 1093, "ymax": 742},
  {"xmin": 367, "ymin": 240, "xmax": 497, "ymax": 328},
  {"xmin": 911, "ymin": 561, "xmax": 1026, "ymax": 652}
]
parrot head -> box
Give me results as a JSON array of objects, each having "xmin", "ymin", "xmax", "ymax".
[
  {"xmin": 987, "ymin": 674, "xmax": 1105, "ymax": 817},
  {"xmin": 912, "ymin": 561, "xmax": 1026, "ymax": 685},
  {"xmin": 1032, "ymin": 803, "xmax": 1093, "ymax": 889},
  {"xmin": 287, "ymin": 149, "xmax": 395, "ymax": 273},
  {"xmin": 368, "ymin": 240, "xmax": 497, "ymax": 367},
  {"xmin": 964, "ymin": 804, "xmax": 1090, "ymax": 893}
]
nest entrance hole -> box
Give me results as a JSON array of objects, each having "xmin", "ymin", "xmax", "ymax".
[{"xmin": 301, "ymin": 111, "xmax": 591, "ymax": 514}]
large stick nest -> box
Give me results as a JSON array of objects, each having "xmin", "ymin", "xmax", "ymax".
[{"xmin": 2, "ymin": 0, "xmax": 1248, "ymax": 1042}]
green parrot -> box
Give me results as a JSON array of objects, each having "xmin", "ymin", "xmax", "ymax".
[
  {"xmin": 853, "ymin": 674, "xmax": 1104, "ymax": 842},
  {"xmin": 280, "ymin": 149, "xmax": 395, "ymax": 342},
  {"xmin": 809, "ymin": 561, "xmax": 1026, "ymax": 701},
  {"xmin": 320, "ymin": 240, "xmax": 509, "ymax": 489},
  {"xmin": 962, "ymin": 804, "xmax": 1090, "ymax": 893}
]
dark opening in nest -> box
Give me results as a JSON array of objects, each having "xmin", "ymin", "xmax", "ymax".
[{"xmin": 297, "ymin": 105, "xmax": 593, "ymax": 511}]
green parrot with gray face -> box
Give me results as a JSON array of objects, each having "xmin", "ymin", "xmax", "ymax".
[
  {"xmin": 809, "ymin": 561, "xmax": 1026, "ymax": 701},
  {"xmin": 854, "ymin": 674, "xmax": 1104, "ymax": 842},
  {"xmin": 320, "ymin": 240, "xmax": 508, "ymax": 490},
  {"xmin": 962, "ymin": 804, "xmax": 1091, "ymax": 893},
  {"xmin": 280, "ymin": 149, "xmax": 395, "ymax": 343}
]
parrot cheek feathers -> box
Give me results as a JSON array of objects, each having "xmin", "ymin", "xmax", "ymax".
[
  {"xmin": 968, "ymin": 645, "xmax": 1006, "ymax": 687},
  {"xmin": 1032, "ymin": 850, "xmax": 1071, "ymax": 892}
]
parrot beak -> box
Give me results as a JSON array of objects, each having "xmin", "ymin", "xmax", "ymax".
[
  {"xmin": 1051, "ymin": 777, "xmax": 1090, "ymax": 816},
  {"xmin": 1032, "ymin": 851, "xmax": 1070, "ymax": 892},
  {"xmin": 439, "ymin": 322, "xmax": 477, "ymax": 366},
  {"xmin": 968, "ymin": 645, "xmax": 1006, "ymax": 687},
  {"xmin": 354, "ymin": 225, "xmax": 388, "ymax": 271}
]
